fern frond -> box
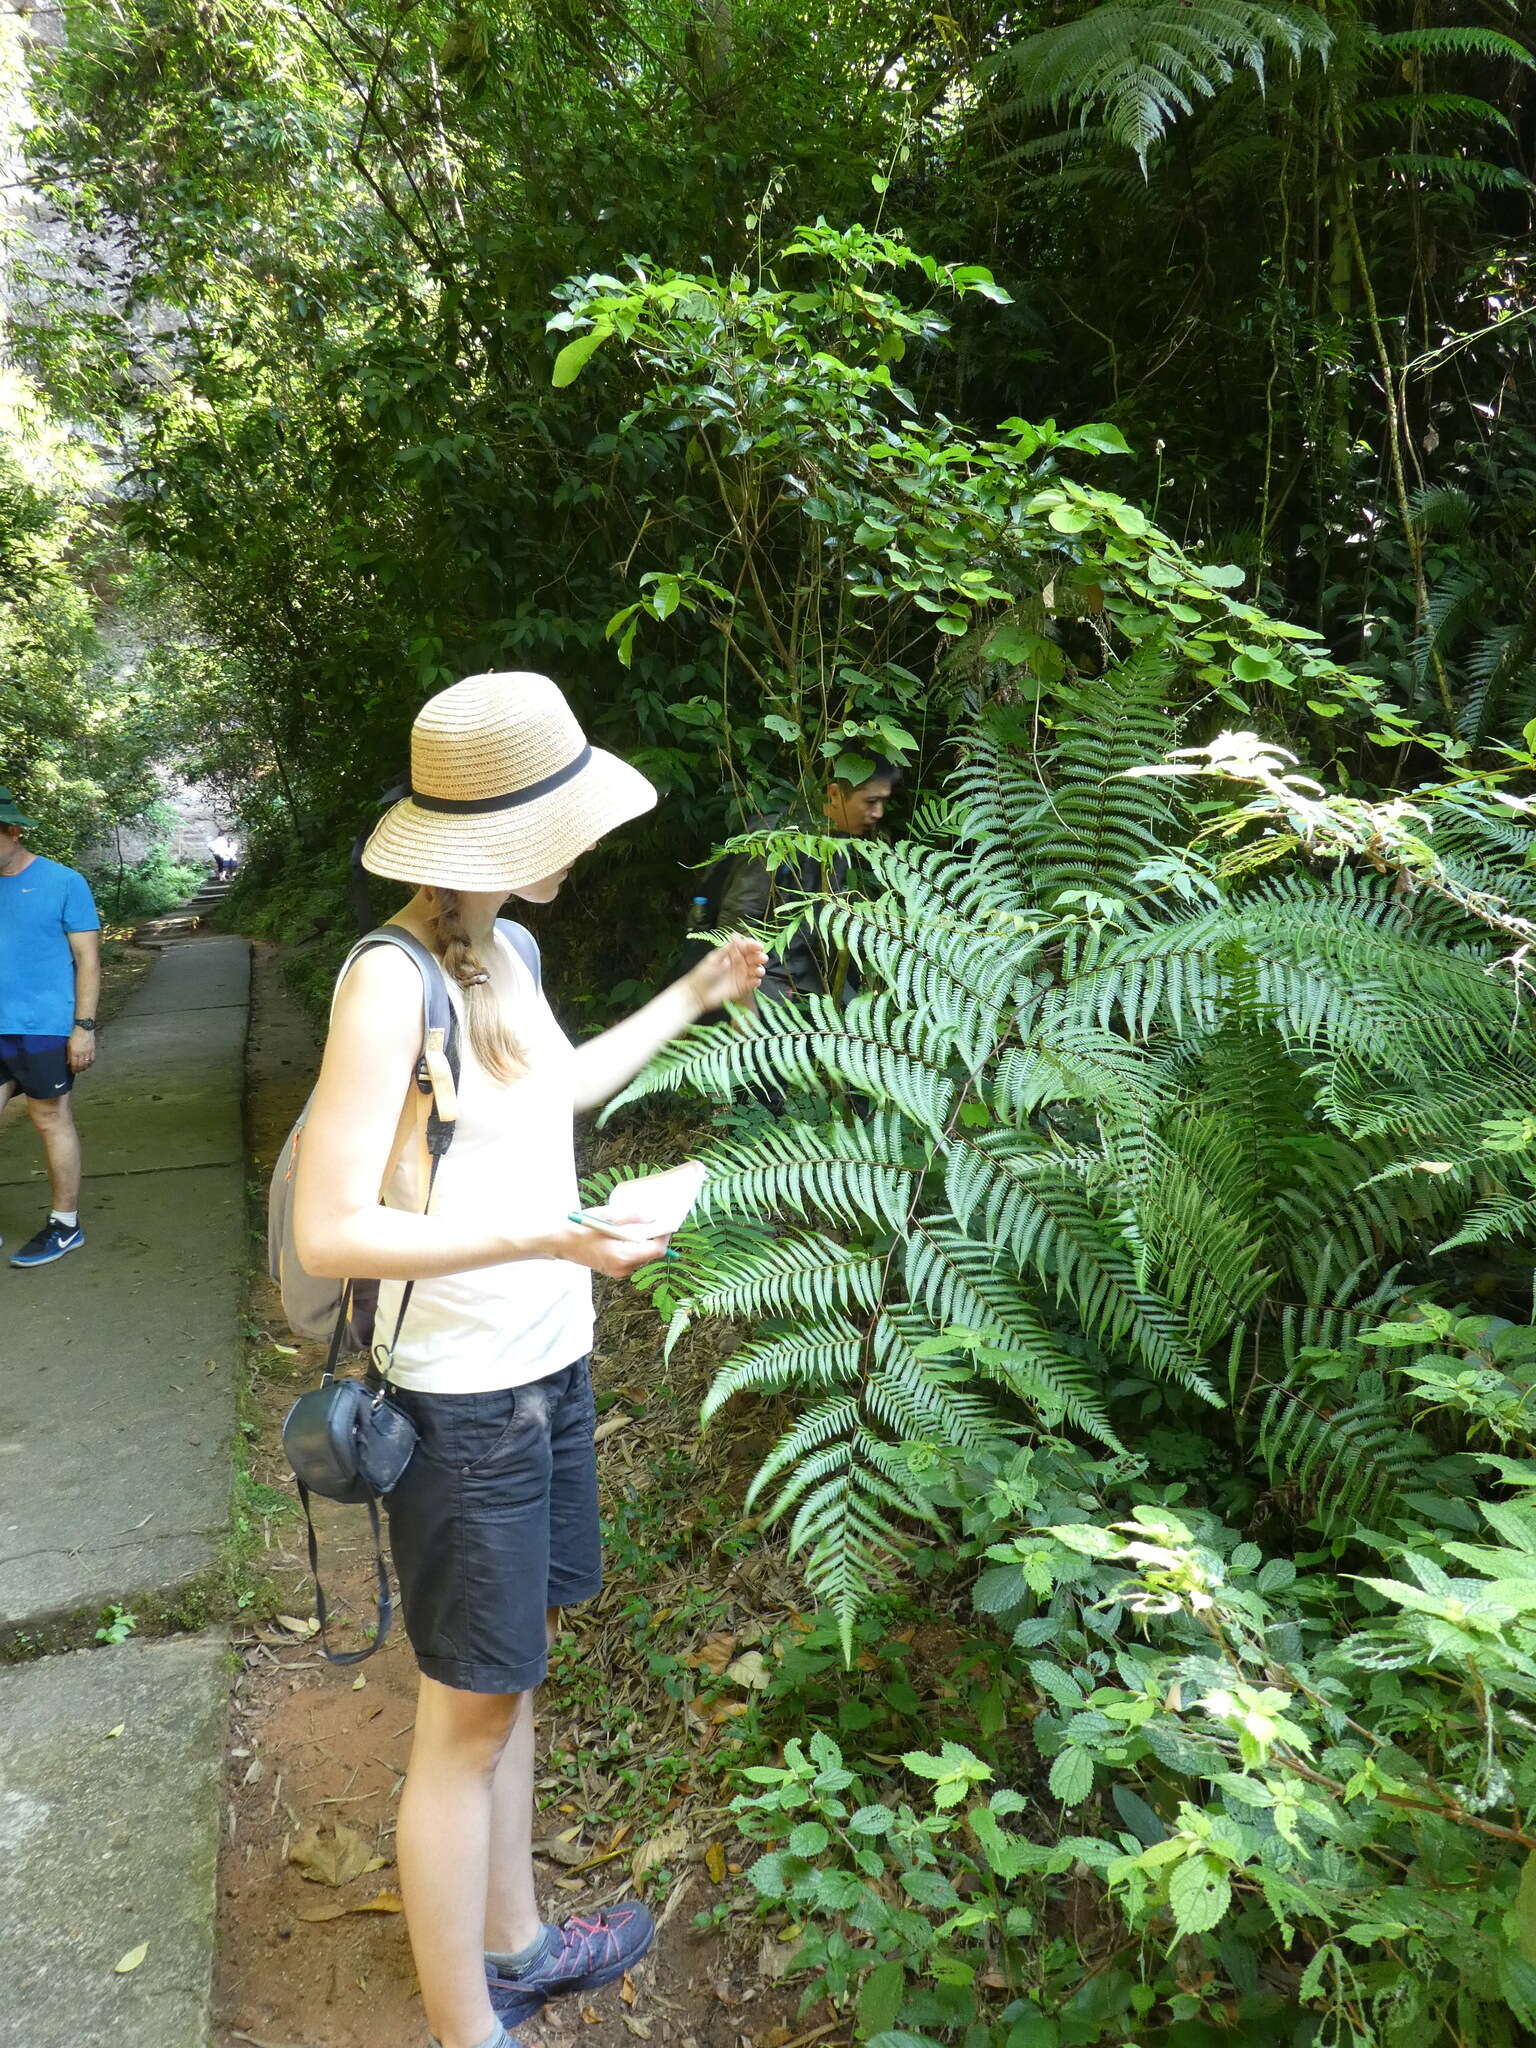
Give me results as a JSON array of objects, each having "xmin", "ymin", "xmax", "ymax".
[
  {"xmin": 1257, "ymin": 1365, "xmax": 1437, "ymax": 1534},
  {"xmin": 684, "ymin": 1229, "xmax": 886, "ymax": 1325},
  {"xmin": 992, "ymin": 2, "xmax": 1331, "ymax": 166},
  {"xmin": 945, "ymin": 1132, "xmax": 1210, "ymax": 1387},
  {"xmin": 1435, "ymin": 1184, "xmax": 1536, "ymax": 1255},
  {"xmin": 697, "ymin": 1112, "xmax": 921, "ymax": 1234},
  {"xmin": 701, "ymin": 1323, "xmax": 865, "ymax": 1424},
  {"xmin": 602, "ymin": 993, "xmax": 958, "ymax": 1131}
]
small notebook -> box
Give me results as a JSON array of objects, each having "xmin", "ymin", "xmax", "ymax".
[{"xmin": 589, "ymin": 1160, "xmax": 708, "ymax": 1237}]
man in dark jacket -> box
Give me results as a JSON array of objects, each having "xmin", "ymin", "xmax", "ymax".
[{"xmin": 714, "ymin": 758, "xmax": 899, "ymax": 1005}]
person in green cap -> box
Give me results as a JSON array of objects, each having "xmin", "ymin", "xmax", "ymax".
[{"xmin": 0, "ymin": 787, "xmax": 101, "ymax": 1266}]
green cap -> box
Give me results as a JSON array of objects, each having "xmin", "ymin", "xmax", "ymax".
[{"xmin": 0, "ymin": 786, "xmax": 37, "ymax": 829}]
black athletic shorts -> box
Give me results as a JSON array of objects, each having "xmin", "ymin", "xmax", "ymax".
[
  {"xmin": 0, "ymin": 1035, "xmax": 73, "ymax": 1099},
  {"xmin": 384, "ymin": 1355, "xmax": 602, "ymax": 1694}
]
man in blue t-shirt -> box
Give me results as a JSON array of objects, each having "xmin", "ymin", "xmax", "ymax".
[{"xmin": 0, "ymin": 787, "xmax": 101, "ymax": 1267}]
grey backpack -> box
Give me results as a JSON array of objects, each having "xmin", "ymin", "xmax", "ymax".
[{"xmin": 267, "ymin": 920, "xmax": 541, "ymax": 1349}]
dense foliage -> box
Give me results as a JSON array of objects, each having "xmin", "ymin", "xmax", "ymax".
[
  {"xmin": 9, "ymin": 1, "xmax": 1536, "ymax": 2041},
  {"xmin": 13, "ymin": 0, "xmax": 1536, "ymax": 854}
]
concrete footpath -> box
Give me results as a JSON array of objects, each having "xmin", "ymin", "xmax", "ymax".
[{"xmin": 0, "ymin": 931, "xmax": 250, "ymax": 2046}]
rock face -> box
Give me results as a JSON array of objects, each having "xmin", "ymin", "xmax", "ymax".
[{"xmin": 91, "ymin": 772, "xmax": 230, "ymax": 869}]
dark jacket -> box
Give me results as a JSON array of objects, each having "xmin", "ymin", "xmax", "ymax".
[{"xmin": 715, "ymin": 826, "xmax": 857, "ymax": 1004}]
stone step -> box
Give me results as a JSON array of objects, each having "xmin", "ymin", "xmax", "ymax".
[{"xmin": 0, "ymin": 1634, "xmax": 227, "ymax": 2048}]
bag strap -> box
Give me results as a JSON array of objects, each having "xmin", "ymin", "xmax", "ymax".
[
  {"xmin": 305, "ymin": 928, "xmax": 469, "ymax": 1668},
  {"xmin": 320, "ymin": 927, "xmax": 464, "ymax": 1387},
  {"xmin": 299, "ymin": 1477, "xmax": 394, "ymax": 1667}
]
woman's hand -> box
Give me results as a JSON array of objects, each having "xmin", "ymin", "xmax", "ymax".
[
  {"xmin": 539, "ymin": 1219, "xmax": 671, "ymax": 1279},
  {"xmin": 684, "ymin": 934, "xmax": 768, "ymax": 1015}
]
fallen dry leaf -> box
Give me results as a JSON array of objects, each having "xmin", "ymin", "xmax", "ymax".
[
  {"xmin": 113, "ymin": 1943, "xmax": 148, "ymax": 1975},
  {"xmin": 623, "ymin": 2018, "xmax": 652, "ymax": 2039},
  {"xmin": 687, "ymin": 1632, "xmax": 737, "ymax": 1675},
  {"xmin": 582, "ymin": 2006, "xmax": 602, "ymax": 2025},
  {"xmin": 533, "ymin": 1825, "xmax": 589, "ymax": 1867},
  {"xmin": 593, "ymin": 1411, "xmax": 632, "ymax": 1445},
  {"xmin": 632, "ymin": 1824, "xmax": 690, "ymax": 1885},
  {"xmin": 290, "ymin": 1821, "xmax": 375, "ymax": 1887},
  {"xmin": 757, "ymin": 1933, "xmax": 802, "ymax": 1982},
  {"xmin": 705, "ymin": 1843, "xmax": 727, "ymax": 1884},
  {"xmin": 709, "ymin": 1699, "xmax": 750, "ymax": 1725},
  {"xmin": 297, "ymin": 1890, "xmax": 404, "ymax": 1922},
  {"xmin": 723, "ymin": 1650, "xmax": 770, "ymax": 1690},
  {"xmin": 620, "ymin": 1971, "xmax": 637, "ymax": 2006}
]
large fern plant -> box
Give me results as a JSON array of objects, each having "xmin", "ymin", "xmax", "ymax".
[{"xmin": 608, "ymin": 674, "xmax": 1534, "ymax": 1638}]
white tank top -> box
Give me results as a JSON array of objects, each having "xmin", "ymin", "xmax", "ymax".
[{"xmin": 374, "ymin": 930, "xmax": 594, "ymax": 1395}]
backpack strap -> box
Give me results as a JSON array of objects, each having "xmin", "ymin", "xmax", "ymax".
[
  {"xmin": 336, "ymin": 925, "xmax": 463, "ymax": 1152},
  {"xmin": 305, "ymin": 928, "xmax": 462, "ymax": 1668}
]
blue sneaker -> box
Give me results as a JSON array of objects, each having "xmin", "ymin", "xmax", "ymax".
[
  {"xmin": 10, "ymin": 1219, "xmax": 85, "ymax": 1267},
  {"xmin": 489, "ymin": 1902, "xmax": 655, "ymax": 1999},
  {"xmin": 488, "ymin": 1970, "xmax": 548, "ymax": 2028}
]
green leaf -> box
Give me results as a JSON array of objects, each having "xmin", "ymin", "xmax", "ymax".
[
  {"xmin": 551, "ymin": 325, "xmax": 611, "ymax": 388},
  {"xmin": 858, "ymin": 1960, "xmax": 905, "ymax": 2039},
  {"xmin": 849, "ymin": 1803, "xmax": 895, "ymax": 1836},
  {"xmin": 900, "ymin": 1867, "xmax": 960, "ymax": 1909},
  {"xmin": 1048, "ymin": 1748, "xmax": 1094, "ymax": 1805},
  {"xmin": 1064, "ymin": 423, "xmax": 1131, "ymax": 455},
  {"xmin": 1509, "ymin": 1847, "xmax": 1536, "ymax": 1963},
  {"xmin": 1048, "ymin": 503, "xmax": 1094, "ymax": 535},
  {"xmin": 788, "ymin": 1821, "xmax": 831, "ymax": 1857},
  {"xmin": 1167, "ymin": 1853, "xmax": 1232, "ymax": 1938}
]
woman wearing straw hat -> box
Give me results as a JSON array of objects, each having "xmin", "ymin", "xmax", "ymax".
[{"xmin": 293, "ymin": 673, "xmax": 765, "ymax": 2048}]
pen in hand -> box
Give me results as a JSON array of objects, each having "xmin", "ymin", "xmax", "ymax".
[{"xmin": 566, "ymin": 1210, "xmax": 680, "ymax": 1258}]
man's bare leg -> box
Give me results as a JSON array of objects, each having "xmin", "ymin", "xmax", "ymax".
[{"xmin": 24, "ymin": 1093, "xmax": 81, "ymax": 1213}]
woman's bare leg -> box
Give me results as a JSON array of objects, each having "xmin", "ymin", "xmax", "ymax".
[
  {"xmin": 484, "ymin": 1609, "xmax": 558, "ymax": 1956},
  {"xmin": 398, "ymin": 1672, "xmax": 519, "ymax": 2048}
]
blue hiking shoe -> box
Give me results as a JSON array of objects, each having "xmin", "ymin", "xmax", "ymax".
[
  {"xmin": 489, "ymin": 1902, "xmax": 655, "ymax": 2000},
  {"xmin": 10, "ymin": 1218, "xmax": 85, "ymax": 1267},
  {"xmin": 488, "ymin": 1969, "xmax": 549, "ymax": 2028}
]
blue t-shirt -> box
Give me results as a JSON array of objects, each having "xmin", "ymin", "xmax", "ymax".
[{"xmin": 0, "ymin": 855, "xmax": 101, "ymax": 1036}]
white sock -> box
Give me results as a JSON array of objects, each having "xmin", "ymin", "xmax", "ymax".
[{"xmin": 50, "ymin": 1211, "xmax": 78, "ymax": 1229}]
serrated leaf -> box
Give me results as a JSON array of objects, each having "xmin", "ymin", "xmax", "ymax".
[
  {"xmin": 858, "ymin": 1959, "xmax": 906, "ymax": 2039},
  {"xmin": 1048, "ymin": 1748, "xmax": 1094, "ymax": 1805},
  {"xmin": 1168, "ymin": 1854, "xmax": 1232, "ymax": 1938}
]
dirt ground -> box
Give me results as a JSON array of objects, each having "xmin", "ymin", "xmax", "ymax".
[{"xmin": 215, "ymin": 945, "xmax": 829, "ymax": 2048}]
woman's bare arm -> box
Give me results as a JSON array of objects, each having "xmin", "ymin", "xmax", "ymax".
[
  {"xmin": 570, "ymin": 936, "xmax": 767, "ymax": 1113},
  {"xmin": 294, "ymin": 945, "xmax": 663, "ymax": 1281}
]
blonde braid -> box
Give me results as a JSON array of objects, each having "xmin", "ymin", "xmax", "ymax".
[{"xmin": 427, "ymin": 887, "xmax": 526, "ymax": 1082}]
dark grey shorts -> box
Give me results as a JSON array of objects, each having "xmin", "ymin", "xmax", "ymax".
[{"xmin": 385, "ymin": 1356, "xmax": 601, "ymax": 1694}]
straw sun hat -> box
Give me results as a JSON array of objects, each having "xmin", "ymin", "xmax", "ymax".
[{"xmin": 362, "ymin": 672, "xmax": 657, "ymax": 891}]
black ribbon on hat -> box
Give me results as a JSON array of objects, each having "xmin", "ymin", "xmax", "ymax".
[
  {"xmin": 407, "ymin": 744, "xmax": 592, "ymax": 813},
  {"xmin": 345, "ymin": 747, "xmax": 591, "ymax": 932}
]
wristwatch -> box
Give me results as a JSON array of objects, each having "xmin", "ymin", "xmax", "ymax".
[{"xmin": 74, "ymin": 1017, "xmax": 96, "ymax": 1030}]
